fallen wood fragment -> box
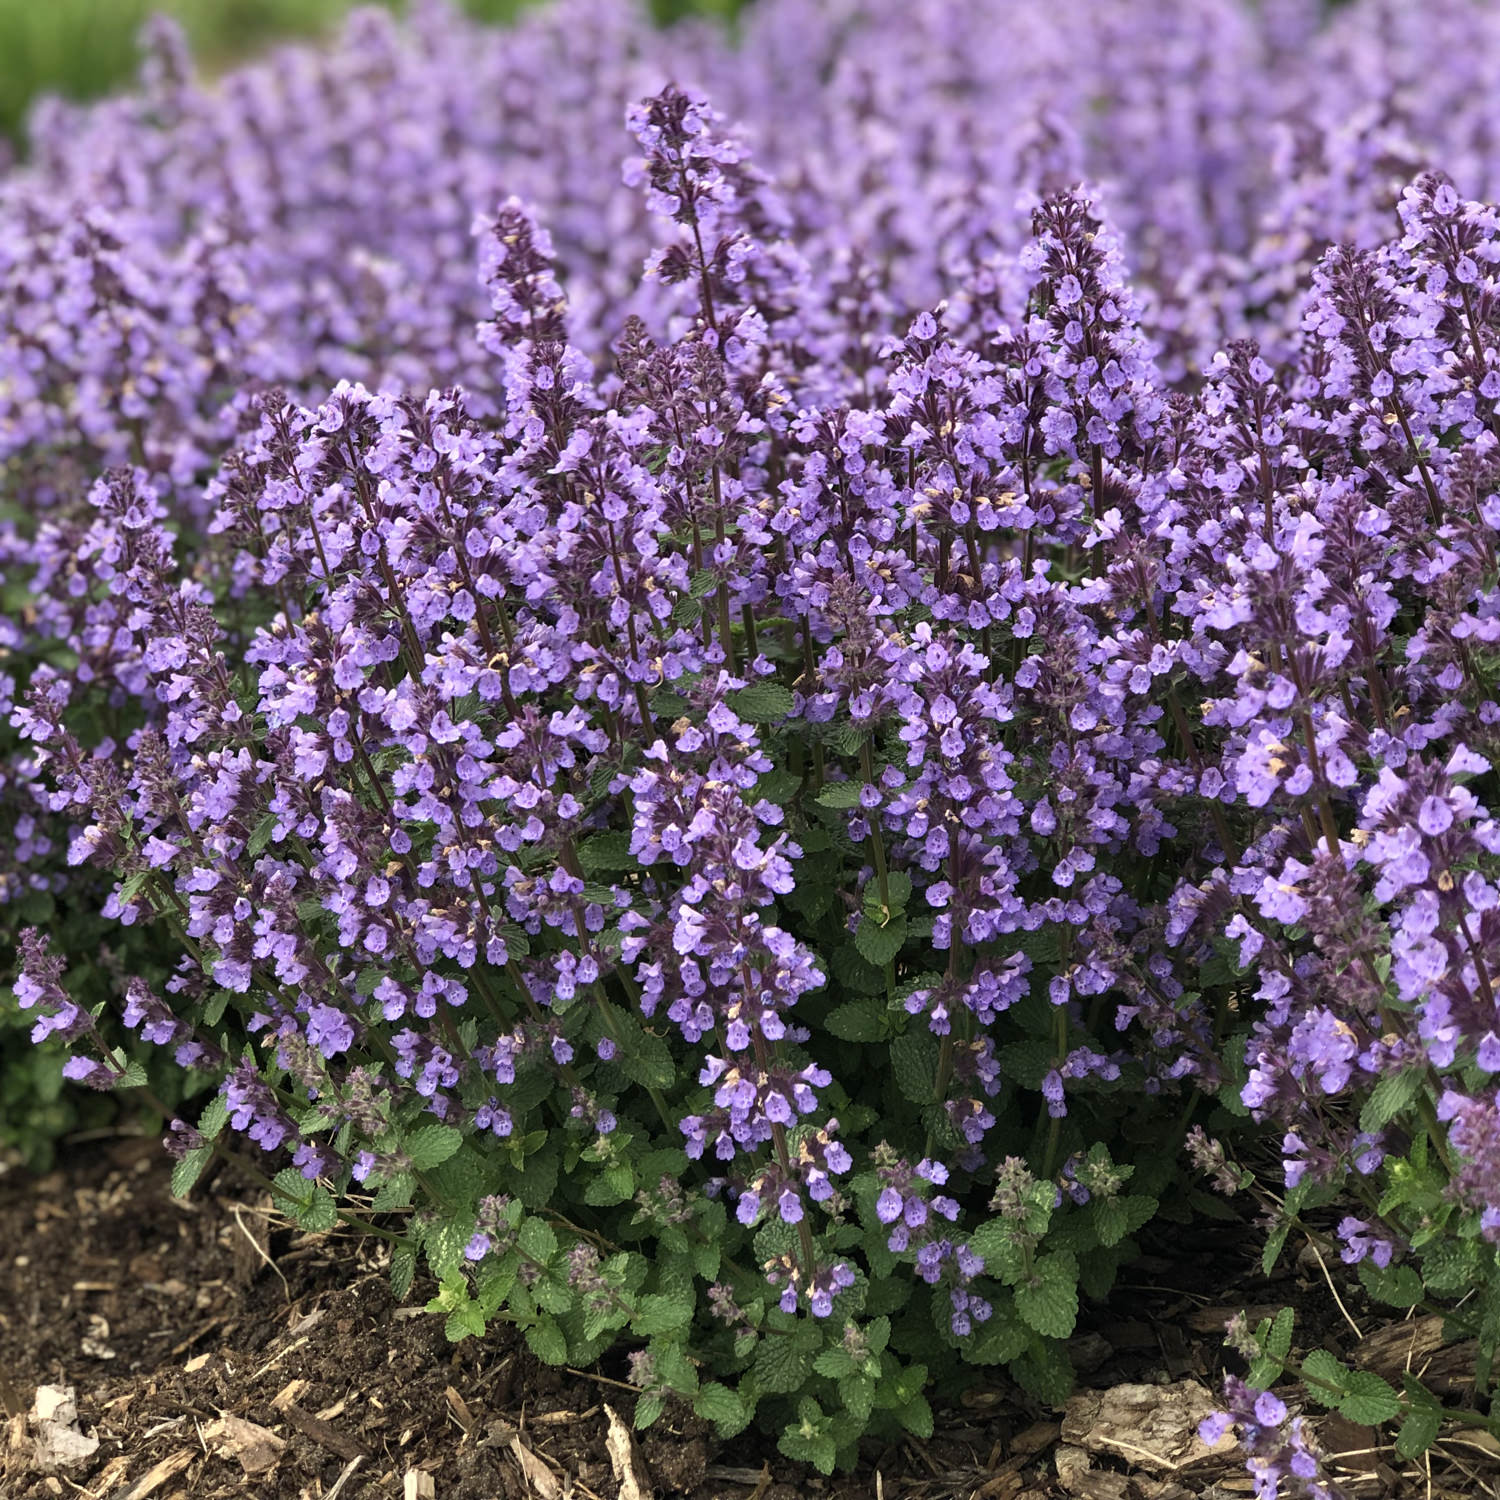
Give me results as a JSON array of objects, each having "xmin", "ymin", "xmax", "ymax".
[
  {"xmin": 282, "ymin": 1401, "xmax": 369, "ymax": 1461},
  {"xmin": 324, "ymin": 1454, "xmax": 366, "ymax": 1500},
  {"xmin": 204, "ymin": 1412, "xmax": 285, "ymax": 1475},
  {"xmin": 511, "ymin": 1433, "xmax": 562, "ymax": 1498},
  {"xmin": 404, "ymin": 1469, "xmax": 436, "ymax": 1500},
  {"xmin": 111, "ymin": 1448, "xmax": 194, "ymax": 1500},
  {"xmin": 603, "ymin": 1403, "xmax": 654, "ymax": 1500},
  {"xmin": 31, "ymin": 1385, "xmax": 99, "ymax": 1472}
]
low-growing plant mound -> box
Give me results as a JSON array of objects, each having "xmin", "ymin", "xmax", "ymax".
[{"xmin": 10, "ymin": 4, "xmax": 1500, "ymax": 1491}]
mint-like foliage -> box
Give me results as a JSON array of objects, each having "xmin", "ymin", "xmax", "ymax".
[{"xmin": 10, "ymin": 1, "xmax": 1500, "ymax": 1480}]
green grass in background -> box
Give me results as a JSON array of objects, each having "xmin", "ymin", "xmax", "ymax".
[{"xmin": 0, "ymin": 0, "xmax": 736, "ymax": 144}]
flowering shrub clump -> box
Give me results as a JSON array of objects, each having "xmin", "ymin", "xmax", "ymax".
[{"xmin": 15, "ymin": 0, "xmax": 1500, "ymax": 1483}]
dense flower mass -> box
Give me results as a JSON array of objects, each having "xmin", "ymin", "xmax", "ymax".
[{"xmin": 11, "ymin": 0, "xmax": 1500, "ymax": 1478}]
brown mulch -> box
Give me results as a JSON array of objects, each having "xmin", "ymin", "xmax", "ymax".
[{"xmin": 0, "ymin": 1139, "xmax": 1494, "ymax": 1500}]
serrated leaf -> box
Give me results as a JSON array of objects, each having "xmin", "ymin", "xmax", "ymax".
[
  {"xmin": 813, "ymin": 1347, "xmax": 856, "ymax": 1378},
  {"xmin": 634, "ymin": 1391, "xmax": 666, "ymax": 1430},
  {"xmin": 1091, "ymin": 1194, "xmax": 1156, "ymax": 1248},
  {"xmin": 815, "ymin": 781, "xmax": 866, "ymax": 809},
  {"xmin": 1265, "ymin": 1305, "xmax": 1295, "ymax": 1362},
  {"xmin": 526, "ymin": 1317, "xmax": 569, "ymax": 1365},
  {"xmin": 371, "ymin": 1172, "xmax": 415, "ymax": 1212},
  {"xmin": 826, "ymin": 999, "xmax": 887, "ymax": 1043},
  {"xmin": 839, "ymin": 1372, "xmax": 876, "ymax": 1421},
  {"xmin": 445, "ymin": 1301, "xmax": 486, "ymax": 1341},
  {"xmin": 517, "ymin": 1217, "xmax": 558, "ymax": 1265},
  {"xmin": 247, "ymin": 812, "xmax": 278, "ymax": 859},
  {"xmin": 854, "ymin": 913, "xmax": 906, "ymax": 968},
  {"xmin": 1396, "ymin": 1377, "xmax": 1443, "ymax": 1459},
  {"xmin": 405, "ymin": 1124, "xmax": 462, "ymax": 1170},
  {"xmin": 1361, "ymin": 1069, "xmax": 1423, "ymax": 1132},
  {"xmin": 753, "ymin": 1334, "xmax": 812, "ymax": 1394},
  {"xmin": 1015, "ymin": 1252, "xmax": 1079, "ymax": 1339},
  {"xmin": 197, "ymin": 1093, "xmax": 229, "ymax": 1141},
  {"xmin": 390, "ymin": 1244, "xmax": 416, "ymax": 1301},
  {"xmin": 578, "ymin": 832, "xmax": 636, "ymax": 873},
  {"xmin": 778, "ymin": 1424, "xmax": 836, "ymax": 1476},
  {"xmin": 1300, "ymin": 1349, "xmax": 1346, "ymax": 1409},
  {"xmin": 170, "ymin": 1145, "xmax": 212, "ymax": 1199},
  {"xmin": 203, "ymin": 989, "xmax": 232, "ymax": 1026},
  {"xmin": 1262, "ymin": 1223, "xmax": 1291, "ymax": 1277},
  {"xmin": 695, "ymin": 1383, "xmax": 751, "ymax": 1437},
  {"xmin": 632, "ymin": 1289, "xmax": 694, "ymax": 1336},
  {"xmin": 1357, "ymin": 1260, "xmax": 1424, "ymax": 1309},
  {"xmin": 730, "ymin": 681, "xmax": 795, "ymax": 723},
  {"xmin": 891, "ymin": 1031, "xmax": 938, "ymax": 1104},
  {"xmin": 1339, "ymin": 1370, "xmax": 1401, "ymax": 1426}
]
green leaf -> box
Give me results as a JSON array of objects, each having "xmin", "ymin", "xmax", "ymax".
[
  {"xmin": 826, "ymin": 999, "xmax": 888, "ymax": 1043},
  {"xmin": 1357, "ymin": 1260, "xmax": 1424, "ymax": 1309},
  {"xmin": 1360, "ymin": 1069, "xmax": 1423, "ymax": 1133},
  {"xmin": 371, "ymin": 1172, "xmax": 415, "ymax": 1212},
  {"xmin": 730, "ymin": 682, "xmax": 795, "ymax": 723},
  {"xmin": 197, "ymin": 1093, "xmax": 229, "ymax": 1142},
  {"xmin": 1300, "ymin": 1349, "xmax": 1346, "ymax": 1409},
  {"xmin": 838, "ymin": 1373, "xmax": 876, "ymax": 1421},
  {"xmin": 1338, "ymin": 1371, "xmax": 1402, "ymax": 1426},
  {"xmin": 895, "ymin": 1394, "xmax": 934, "ymax": 1439},
  {"xmin": 854, "ymin": 913, "xmax": 906, "ymax": 968},
  {"xmin": 1012, "ymin": 1340, "xmax": 1075, "ymax": 1405},
  {"xmin": 1396, "ymin": 1377, "xmax": 1443, "ymax": 1459},
  {"xmin": 753, "ymin": 1334, "xmax": 813, "ymax": 1395},
  {"xmin": 891, "ymin": 1031, "xmax": 938, "ymax": 1104},
  {"xmin": 170, "ymin": 1145, "xmax": 212, "ymax": 1199},
  {"xmin": 405, "ymin": 1124, "xmax": 462, "ymax": 1170},
  {"xmin": 1015, "ymin": 1252, "xmax": 1079, "ymax": 1339},
  {"xmin": 526, "ymin": 1317, "xmax": 569, "ymax": 1366},
  {"xmin": 634, "ymin": 1391, "xmax": 666, "ymax": 1430},
  {"xmin": 631, "ymin": 1289, "xmax": 694, "ymax": 1337},
  {"xmin": 815, "ymin": 781, "xmax": 866, "ymax": 809},
  {"xmin": 1265, "ymin": 1306, "xmax": 1295, "ymax": 1363},
  {"xmin": 517, "ymin": 1217, "xmax": 558, "ymax": 1266},
  {"xmin": 247, "ymin": 812, "xmax": 278, "ymax": 859},
  {"xmin": 113, "ymin": 1060, "xmax": 149, "ymax": 1090},
  {"xmin": 390, "ymin": 1244, "xmax": 416, "ymax": 1301},
  {"xmin": 778, "ymin": 1411, "xmax": 837, "ymax": 1476},
  {"xmin": 202, "ymin": 989, "xmax": 232, "ymax": 1027},
  {"xmin": 1091, "ymin": 1194, "xmax": 1156, "ymax": 1248},
  {"xmin": 694, "ymin": 1383, "xmax": 751, "ymax": 1438},
  {"xmin": 578, "ymin": 832, "xmax": 636, "ymax": 873},
  {"xmin": 445, "ymin": 1300, "xmax": 486, "ymax": 1341},
  {"xmin": 1261, "ymin": 1223, "xmax": 1291, "ymax": 1277}
]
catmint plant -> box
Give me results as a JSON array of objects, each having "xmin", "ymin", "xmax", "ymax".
[{"xmin": 14, "ymin": 0, "xmax": 1500, "ymax": 1484}]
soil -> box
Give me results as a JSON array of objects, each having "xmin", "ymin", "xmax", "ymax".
[{"xmin": 0, "ymin": 1139, "xmax": 1494, "ymax": 1500}]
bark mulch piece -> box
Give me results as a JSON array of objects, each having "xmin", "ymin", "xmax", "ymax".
[{"xmin": 1, "ymin": 1141, "xmax": 1496, "ymax": 1499}]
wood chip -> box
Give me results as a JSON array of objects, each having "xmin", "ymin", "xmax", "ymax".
[
  {"xmin": 183, "ymin": 1353, "xmax": 212, "ymax": 1375},
  {"xmin": 204, "ymin": 1413, "xmax": 285, "ymax": 1476},
  {"xmin": 111, "ymin": 1449, "xmax": 194, "ymax": 1500},
  {"xmin": 510, "ymin": 1434, "xmax": 563, "ymax": 1499},
  {"xmin": 282, "ymin": 1402, "xmax": 368, "ymax": 1461},
  {"xmin": 603, "ymin": 1403, "xmax": 654, "ymax": 1500},
  {"xmin": 1350, "ymin": 1314, "xmax": 1446, "ymax": 1376},
  {"xmin": 30, "ymin": 1385, "xmax": 99, "ymax": 1472},
  {"xmin": 1062, "ymin": 1382, "xmax": 1231, "ymax": 1473},
  {"xmin": 270, "ymin": 1379, "xmax": 309, "ymax": 1412},
  {"xmin": 324, "ymin": 1455, "xmax": 365, "ymax": 1500},
  {"xmin": 444, "ymin": 1386, "xmax": 475, "ymax": 1435},
  {"xmin": 404, "ymin": 1470, "xmax": 436, "ymax": 1500}
]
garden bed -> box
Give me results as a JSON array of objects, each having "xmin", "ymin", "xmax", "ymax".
[{"xmin": 5, "ymin": 1142, "xmax": 1486, "ymax": 1499}]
